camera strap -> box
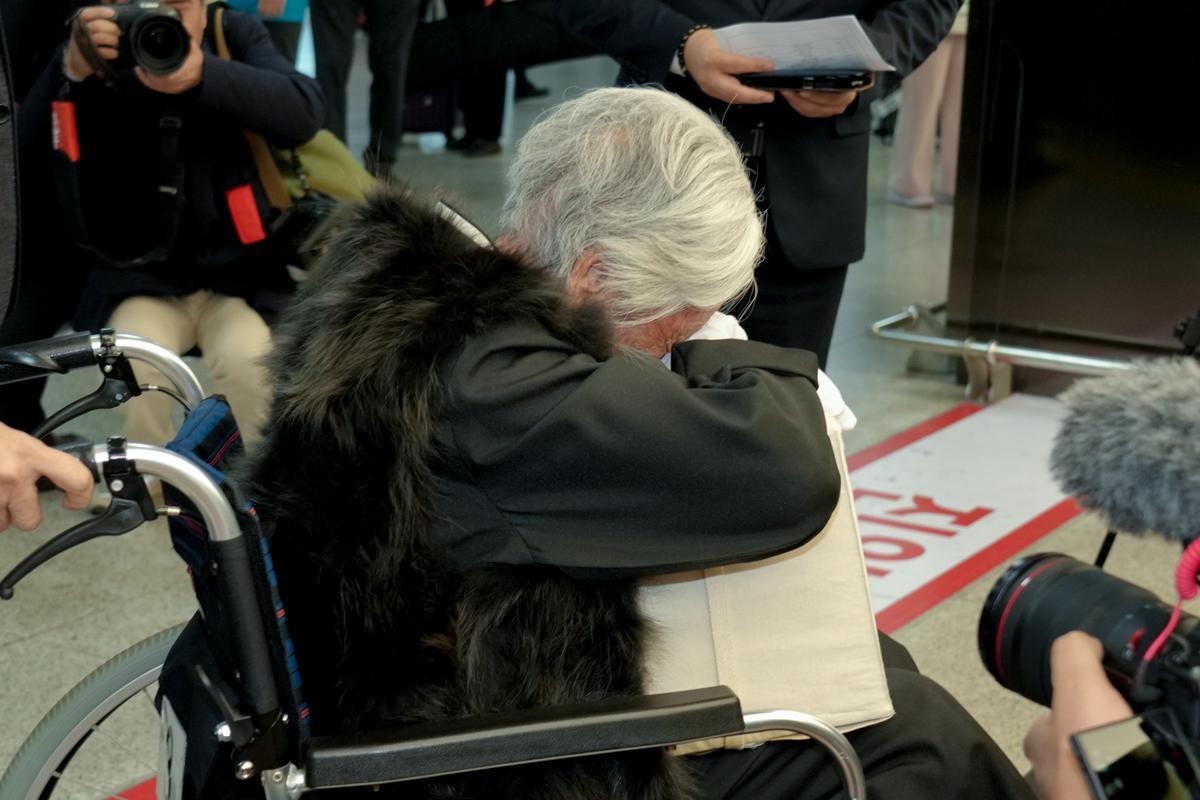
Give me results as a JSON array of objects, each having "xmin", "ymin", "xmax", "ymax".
[
  {"xmin": 51, "ymin": 82, "xmax": 187, "ymax": 270},
  {"xmin": 211, "ymin": 5, "xmax": 293, "ymax": 212}
]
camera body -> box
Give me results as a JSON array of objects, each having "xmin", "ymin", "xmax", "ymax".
[{"xmin": 108, "ymin": 2, "xmax": 191, "ymax": 76}]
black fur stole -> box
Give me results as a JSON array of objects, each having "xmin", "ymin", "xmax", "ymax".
[{"xmin": 239, "ymin": 188, "xmax": 694, "ymax": 799}]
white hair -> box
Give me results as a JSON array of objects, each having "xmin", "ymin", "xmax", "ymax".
[{"xmin": 501, "ymin": 87, "xmax": 764, "ymax": 326}]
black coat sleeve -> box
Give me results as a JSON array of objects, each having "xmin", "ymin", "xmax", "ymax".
[
  {"xmin": 196, "ymin": 9, "xmax": 324, "ymax": 147},
  {"xmin": 440, "ymin": 325, "xmax": 841, "ymax": 579},
  {"xmin": 864, "ymin": 0, "xmax": 963, "ymax": 77},
  {"xmin": 558, "ymin": 0, "xmax": 695, "ymax": 84},
  {"xmin": 559, "ymin": 0, "xmax": 961, "ymax": 82}
]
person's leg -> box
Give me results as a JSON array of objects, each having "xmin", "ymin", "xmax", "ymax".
[
  {"xmin": 936, "ymin": 34, "xmax": 968, "ymax": 200},
  {"xmin": 740, "ymin": 227, "xmax": 847, "ymax": 368},
  {"xmin": 688, "ymin": 668, "xmax": 1035, "ymax": 800},
  {"xmin": 443, "ymin": 0, "xmax": 505, "ymax": 154},
  {"xmin": 263, "ymin": 20, "xmax": 303, "ymax": 64},
  {"xmin": 309, "ymin": 0, "xmax": 358, "ymax": 143},
  {"xmin": 107, "ymin": 294, "xmax": 198, "ymax": 447},
  {"xmin": 458, "ymin": 69, "xmax": 506, "ymax": 153},
  {"xmin": 193, "ymin": 293, "xmax": 273, "ymax": 446},
  {"xmin": 361, "ymin": 0, "xmax": 420, "ymax": 172},
  {"xmin": 887, "ymin": 38, "xmax": 952, "ymax": 205}
]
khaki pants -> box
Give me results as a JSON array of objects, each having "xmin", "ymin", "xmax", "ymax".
[
  {"xmin": 887, "ymin": 33, "xmax": 968, "ymax": 200},
  {"xmin": 108, "ymin": 291, "xmax": 272, "ymax": 447}
]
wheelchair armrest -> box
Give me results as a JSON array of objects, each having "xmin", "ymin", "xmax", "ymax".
[{"xmin": 304, "ymin": 685, "xmax": 743, "ymax": 790}]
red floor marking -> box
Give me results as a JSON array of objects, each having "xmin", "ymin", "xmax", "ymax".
[
  {"xmin": 845, "ymin": 403, "xmax": 986, "ymax": 472},
  {"xmin": 845, "ymin": 401, "xmax": 1081, "ymax": 632},
  {"xmin": 109, "ymin": 777, "xmax": 155, "ymax": 800},
  {"xmin": 874, "ymin": 498, "xmax": 1082, "ymax": 634}
]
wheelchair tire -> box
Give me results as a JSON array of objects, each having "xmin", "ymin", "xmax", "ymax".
[{"xmin": 0, "ymin": 623, "xmax": 184, "ymax": 800}]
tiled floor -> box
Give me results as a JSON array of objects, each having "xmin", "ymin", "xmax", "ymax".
[{"xmin": 2, "ymin": 51, "xmax": 1180, "ymax": 794}]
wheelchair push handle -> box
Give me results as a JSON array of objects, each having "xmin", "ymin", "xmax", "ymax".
[
  {"xmin": 0, "ymin": 328, "xmax": 208, "ymax": 440},
  {"xmin": 108, "ymin": 330, "xmax": 206, "ymax": 408},
  {"xmin": 0, "ymin": 331, "xmax": 96, "ymax": 385},
  {"xmin": 0, "ymin": 328, "xmax": 205, "ymax": 404}
]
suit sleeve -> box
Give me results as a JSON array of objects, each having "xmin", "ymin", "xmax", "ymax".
[
  {"xmin": 444, "ymin": 327, "xmax": 841, "ymax": 578},
  {"xmin": 196, "ymin": 10, "xmax": 324, "ymax": 147},
  {"xmin": 864, "ymin": 0, "xmax": 963, "ymax": 77},
  {"xmin": 558, "ymin": 0, "xmax": 695, "ymax": 84}
]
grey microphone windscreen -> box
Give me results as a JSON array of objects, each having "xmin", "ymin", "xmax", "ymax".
[{"xmin": 1051, "ymin": 359, "xmax": 1200, "ymax": 543}]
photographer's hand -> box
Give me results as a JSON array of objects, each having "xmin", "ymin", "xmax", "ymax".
[
  {"xmin": 135, "ymin": 40, "xmax": 204, "ymax": 94},
  {"xmin": 64, "ymin": 7, "xmax": 121, "ymax": 82},
  {"xmin": 1025, "ymin": 632, "xmax": 1134, "ymax": 800}
]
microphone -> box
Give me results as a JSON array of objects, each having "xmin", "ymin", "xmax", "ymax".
[{"xmin": 1050, "ymin": 358, "xmax": 1200, "ymax": 543}]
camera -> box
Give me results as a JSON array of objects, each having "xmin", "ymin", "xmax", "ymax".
[
  {"xmin": 979, "ymin": 553, "xmax": 1200, "ymax": 718},
  {"xmin": 109, "ymin": 2, "xmax": 191, "ymax": 75},
  {"xmin": 979, "ymin": 553, "xmax": 1200, "ymax": 796}
]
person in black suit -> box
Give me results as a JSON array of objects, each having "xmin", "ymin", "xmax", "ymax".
[
  {"xmin": 310, "ymin": 0, "xmax": 420, "ymax": 176},
  {"xmin": 0, "ymin": 0, "xmax": 85, "ymax": 435},
  {"xmin": 560, "ymin": 0, "xmax": 961, "ymax": 367}
]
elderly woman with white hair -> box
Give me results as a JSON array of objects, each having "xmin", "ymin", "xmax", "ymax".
[{"xmin": 188, "ymin": 86, "xmax": 1034, "ymax": 800}]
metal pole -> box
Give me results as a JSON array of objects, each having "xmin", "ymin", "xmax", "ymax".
[{"xmin": 871, "ymin": 305, "xmax": 1133, "ymax": 378}]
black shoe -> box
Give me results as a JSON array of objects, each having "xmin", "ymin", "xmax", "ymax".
[
  {"xmin": 446, "ymin": 135, "xmax": 477, "ymax": 152},
  {"xmin": 463, "ymin": 139, "xmax": 501, "ymax": 158}
]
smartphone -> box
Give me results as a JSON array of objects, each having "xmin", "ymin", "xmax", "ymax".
[
  {"xmin": 739, "ymin": 71, "xmax": 875, "ymax": 92},
  {"xmin": 1071, "ymin": 709, "xmax": 1200, "ymax": 799}
]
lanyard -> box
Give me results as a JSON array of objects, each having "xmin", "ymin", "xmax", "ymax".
[{"xmin": 51, "ymin": 80, "xmax": 187, "ymax": 269}]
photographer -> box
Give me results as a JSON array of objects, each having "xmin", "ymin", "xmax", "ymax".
[{"xmin": 17, "ymin": 0, "xmax": 323, "ymax": 446}]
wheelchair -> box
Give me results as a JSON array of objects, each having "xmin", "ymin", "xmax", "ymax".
[{"xmin": 0, "ymin": 330, "xmax": 868, "ymax": 800}]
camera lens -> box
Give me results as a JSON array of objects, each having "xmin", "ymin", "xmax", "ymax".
[
  {"xmin": 978, "ymin": 553, "xmax": 1176, "ymax": 706},
  {"xmin": 130, "ymin": 16, "xmax": 190, "ymax": 75}
]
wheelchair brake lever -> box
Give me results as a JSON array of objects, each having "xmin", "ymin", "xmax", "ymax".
[
  {"xmin": 0, "ymin": 497, "xmax": 152, "ymax": 598},
  {"xmin": 0, "ymin": 437, "xmax": 158, "ymax": 599},
  {"xmin": 32, "ymin": 350, "xmax": 142, "ymax": 440}
]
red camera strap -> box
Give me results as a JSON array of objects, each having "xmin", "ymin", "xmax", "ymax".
[{"xmin": 51, "ymin": 101, "xmax": 80, "ymax": 162}]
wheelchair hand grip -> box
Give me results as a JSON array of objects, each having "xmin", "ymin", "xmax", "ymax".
[
  {"xmin": 0, "ymin": 332, "xmax": 96, "ymax": 386},
  {"xmin": 212, "ymin": 538, "xmax": 281, "ymax": 718}
]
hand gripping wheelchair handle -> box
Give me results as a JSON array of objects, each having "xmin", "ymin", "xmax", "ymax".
[{"xmin": 0, "ymin": 437, "xmax": 153, "ymax": 598}]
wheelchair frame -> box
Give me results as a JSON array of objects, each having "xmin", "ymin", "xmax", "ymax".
[{"xmin": 0, "ymin": 331, "xmax": 868, "ymax": 799}]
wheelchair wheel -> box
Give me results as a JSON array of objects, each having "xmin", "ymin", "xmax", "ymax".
[{"xmin": 0, "ymin": 624, "xmax": 184, "ymax": 800}]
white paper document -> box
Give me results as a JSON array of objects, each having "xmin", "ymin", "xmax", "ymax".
[{"xmin": 714, "ymin": 15, "xmax": 895, "ymax": 73}]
